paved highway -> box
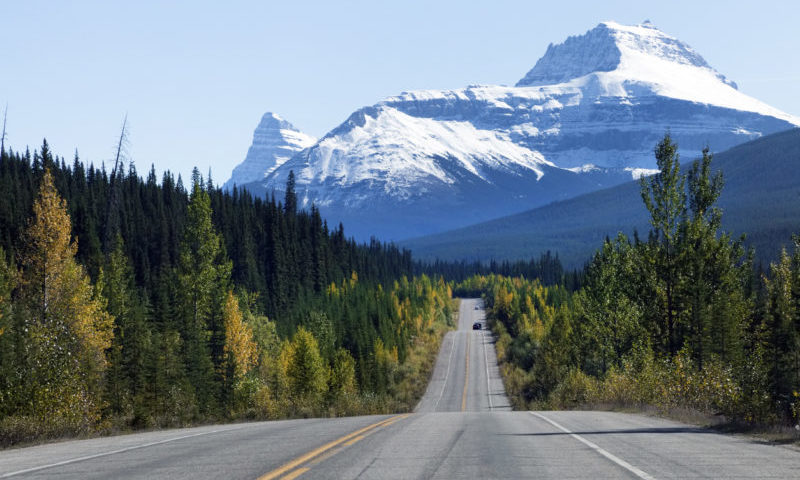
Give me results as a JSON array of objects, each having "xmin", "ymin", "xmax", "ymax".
[
  {"xmin": 2, "ymin": 298, "xmax": 800, "ymax": 479},
  {"xmin": 415, "ymin": 297, "xmax": 511, "ymax": 413}
]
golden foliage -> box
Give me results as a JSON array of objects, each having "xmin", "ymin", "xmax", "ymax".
[
  {"xmin": 223, "ymin": 291, "xmax": 258, "ymax": 379},
  {"xmin": 23, "ymin": 169, "xmax": 114, "ymax": 361},
  {"xmin": 18, "ymin": 169, "xmax": 114, "ymax": 422}
]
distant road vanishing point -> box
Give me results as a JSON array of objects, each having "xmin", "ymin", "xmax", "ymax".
[{"xmin": 2, "ymin": 299, "xmax": 800, "ymax": 479}]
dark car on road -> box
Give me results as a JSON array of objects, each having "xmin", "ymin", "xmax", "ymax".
[{"xmin": 472, "ymin": 322, "xmax": 482, "ymax": 330}]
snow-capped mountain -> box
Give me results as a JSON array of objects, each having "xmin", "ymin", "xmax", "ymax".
[
  {"xmin": 222, "ymin": 113, "xmax": 315, "ymax": 190},
  {"xmin": 234, "ymin": 21, "xmax": 799, "ymax": 241}
]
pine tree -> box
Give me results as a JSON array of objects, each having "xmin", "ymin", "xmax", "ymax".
[
  {"xmin": 284, "ymin": 170, "xmax": 297, "ymax": 216},
  {"xmin": 683, "ymin": 148, "xmax": 747, "ymax": 368},
  {"xmin": 305, "ymin": 310, "xmax": 335, "ymax": 362},
  {"xmin": 576, "ymin": 235, "xmax": 642, "ymax": 375},
  {"xmin": 177, "ymin": 181, "xmax": 232, "ymax": 413},
  {"xmin": 287, "ymin": 326, "xmax": 327, "ymax": 409},
  {"xmin": 103, "ymin": 236, "xmax": 151, "ymax": 416},
  {"xmin": 640, "ymin": 133, "xmax": 687, "ymax": 355},
  {"xmin": 763, "ymin": 246, "xmax": 800, "ymax": 410}
]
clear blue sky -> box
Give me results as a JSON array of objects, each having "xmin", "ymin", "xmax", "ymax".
[{"xmin": 3, "ymin": 0, "xmax": 799, "ymax": 184}]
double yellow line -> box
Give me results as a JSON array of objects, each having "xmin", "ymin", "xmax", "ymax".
[
  {"xmin": 461, "ymin": 331, "xmax": 471, "ymax": 412},
  {"xmin": 258, "ymin": 414, "xmax": 409, "ymax": 480}
]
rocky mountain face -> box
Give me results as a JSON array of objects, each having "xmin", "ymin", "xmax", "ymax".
[
  {"xmin": 222, "ymin": 113, "xmax": 315, "ymax": 191},
  {"xmin": 232, "ymin": 22, "xmax": 799, "ymax": 241}
]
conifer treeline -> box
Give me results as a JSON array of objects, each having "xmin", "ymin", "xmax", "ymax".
[
  {"xmin": 416, "ymin": 252, "xmax": 580, "ymax": 289},
  {"xmin": 464, "ymin": 134, "xmax": 800, "ymax": 424},
  {"xmin": 0, "ymin": 142, "xmax": 413, "ymax": 324},
  {"xmin": 0, "ymin": 142, "xmax": 452, "ymax": 445}
]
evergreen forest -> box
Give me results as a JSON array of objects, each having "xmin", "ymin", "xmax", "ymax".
[
  {"xmin": 460, "ymin": 133, "xmax": 800, "ymax": 426},
  {"xmin": 0, "ymin": 142, "xmax": 453, "ymax": 446}
]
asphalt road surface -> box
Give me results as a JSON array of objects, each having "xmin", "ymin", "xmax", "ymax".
[
  {"xmin": 414, "ymin": 297, "xmax": 511, "ymax": 413},
  {"xmin": 2, "ymin": 298, "xmax": 800, "ymax": 479}
]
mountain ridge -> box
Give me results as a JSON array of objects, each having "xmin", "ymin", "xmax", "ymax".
[{"xmin": 232, "ymin": 21, "xmax": 799, "ymax": 241}]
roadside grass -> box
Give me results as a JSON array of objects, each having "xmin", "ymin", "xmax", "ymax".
[
  {"xmin": 488, "ymin": 314, "xmax": 800, "ymax": 447},
  {"xmin": 504, "ymin": 379, "xmax": 800, "ymax": 447},
  {"xmin": 0, "ymin": 416, "xmax": 92, "ymax": 450},
  {"xmin": 549, "ymin": 402, "xmax": 800, "ymax": 447},
  {"xmin": 383, "ymin": 297, "xmax": 459, "ymax": 413},
  {"xmin": 529, "ymin": 380, "xmax": 800, "ymax": 447}
]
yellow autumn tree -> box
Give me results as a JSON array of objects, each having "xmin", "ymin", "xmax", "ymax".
[
  {"xmin": 18, "ymin": 169, "xmax": 114, "ymax": 426},
  {"xmin": 222, "ymin": 290, "xmax": 257, "ymax": 380}
]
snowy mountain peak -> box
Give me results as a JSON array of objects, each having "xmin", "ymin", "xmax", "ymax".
[
  {"xmin": 256, "ymin": 112, "xmax": 296, "ymax": 131},
  {"xmin": 231, "ymin": 21, "xmax": 799, "ymax": 241},
  {"xmin": 222, "ymin": 112, "xmax": 316, "ymax": 190},
  {"xmin": 272, "ymin": 103, "xmax": 554, "ymax": 200},
  {"xmin": 516, "ymin": 21, "xmax": 735, "ymax": 89}
]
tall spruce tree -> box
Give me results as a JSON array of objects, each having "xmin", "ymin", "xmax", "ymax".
[
  {"xmin": 763, "ymin": 246, "xmax": 800, "ymax": 409},
  {"xmin": 577, "ymin": 234, "xmax": 642, "ymax": 375},
  {"xmin": 177, "ymin": 181, "xmax": 232, "ymax": 413},
  {"xmin": 103, "ymin": 236, "xmax": 151, "ymax": 416},
  {"xmin": 287, "ymin": 326, "xmax": 327, "ymax": 408},
  {"xmin": 640, "ymin": 133, "xmax": 687, "ymax": 355},
  {"xmin": 284, "ymin": 170, "xmax": 297, "ymax": 216},
  {"xmin": 684, "ymin": 148, "xmax": 747, "ymax": 368}
]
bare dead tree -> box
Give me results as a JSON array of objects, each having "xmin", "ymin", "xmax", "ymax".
[
  {"xmin": 104, "ymin": 114, "xmax": 129, "ymax": 252},
  {"xmin": 1, "ymin": 103, "xmax": 7, "ymax": 154},
  {"xmin": 111, "ymin": 113, "xmax": 128, "ymax": 178}
]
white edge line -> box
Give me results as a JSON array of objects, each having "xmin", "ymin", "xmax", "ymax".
[
  {"xmin": 434, "ymin": 330, "xmax": 457, "ymax": 410},
  {"xmin": 529, "ymin": 412, "xmax": 658, "ymax": 480},
  {"xmin": 482, "ymin": 331, "xmax": 493, "ymax": 411},
  {"xmin": 0, "ymin": 427, "xmax": 241, "ymax": 478}
]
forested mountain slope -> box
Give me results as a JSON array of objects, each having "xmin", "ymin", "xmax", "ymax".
[{"xmin": 406, "ymin": 128, "xmax": 800, "ymax": 268}]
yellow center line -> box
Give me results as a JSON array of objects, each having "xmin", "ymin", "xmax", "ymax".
[
  {"xmin": 342, "ymin": 434, "xmax": 366, "ymax": 447},
  {"xmin": 461, "ymin": 331, "xmax": 471, "ymax": 412},
  {"xmin": 376, "ymin": 414, "xmax": 408, "ymax": 430},
  {"xmin": 280, "ymin": 467, "xmax": 309, "ymax": 480},
  {"xmin": 257, "ymin": 414, "xmax": 408, "ymax": 480},
  {"xmin": 340, "ymin": 414, "xmax": 408, "ymax": 449},
  {"xmin": 306, "ymin": 414, "xmax": 410, "ymax": 469}
]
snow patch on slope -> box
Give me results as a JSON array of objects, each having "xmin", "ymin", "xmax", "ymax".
[
  {"xmin": 625, "ymin": 167, "xmax": 660, "ymax": 179},
  {"xmin": 286, "ymin": 106, "xmax": 553, "ymax": 192},
  {"xmin": 566, "ymin": 164, "xmax": 600, "ymax": 173}
]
